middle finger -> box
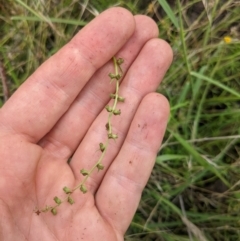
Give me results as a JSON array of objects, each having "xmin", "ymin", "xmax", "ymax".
[{"xmin": 39, "ymin": 15, "xmax": 159, "ymax": 160}]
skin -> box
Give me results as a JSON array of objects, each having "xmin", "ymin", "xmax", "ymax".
[{"xmin": 0, "ymin": 7, "xmax": 172, "ymax": 241}]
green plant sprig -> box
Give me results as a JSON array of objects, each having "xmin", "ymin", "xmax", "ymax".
[{"xmin": 36, "ymin": 57, "xmax": 124, "ymax": 216}]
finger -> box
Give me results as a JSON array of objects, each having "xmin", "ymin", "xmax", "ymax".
[
  {"xmin": 70, "ymin": 38, "xmax": 173, "ymax": 187},
  {"xmin": 39, "ymin": 15, "xmax": 159, "ymax": 159},
  {"xmin": 96, "ymin": 93, "xmax": 170, "ymax": 235},
  {"xmin": 0, "ymin": 7, "xmax": 135, "ymax": 143}
]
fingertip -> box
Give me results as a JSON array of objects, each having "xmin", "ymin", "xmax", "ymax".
[
  {"xmin": 69, "ymin": 7, "xmax": 136, "ymax": 66},
  {"xmin": 142, "ymin": 92, "xmax": 170, "ymax": 123},
  {"xmin": 146, "ymin": 38, "xmax": 173, "ymax": 68},
  {"xmin": 159, "ymin": 38, "xmax": 174, "ymax": 65},
  {"xmin": 134, "ymin": 15, "xmax": 159, "ymax": 38},
  {"xmin": 98, "ymin": 7, "xmax": 136, "ymax": 40}
]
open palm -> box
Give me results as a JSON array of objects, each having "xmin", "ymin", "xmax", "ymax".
[{"xmin": 0, "ymin": 8, "xmax": 172, "ymax": 241}]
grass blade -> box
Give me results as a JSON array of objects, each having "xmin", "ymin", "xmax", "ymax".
[
  {"xmin": 157, "ymin": 0, "xmax": 179, "ymax": 29},
  {"xmin": 168, "ymin": 130, "xmax": 229, "ymax": 186},
  {"xmin": 11, "ymin": 16, "xmax": 87, "ymax": 26},
  {"xmin": 191, "ymin": 71, "xmax": 240, "ymax": 98},
  {"xmin": 156, "ymin": 154, "xmax": 187, "ymax": 163}
]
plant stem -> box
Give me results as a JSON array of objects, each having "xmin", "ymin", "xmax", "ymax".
[{"xmin": 39, "ymin": 57, "xmax": 124, "ymax": 214}]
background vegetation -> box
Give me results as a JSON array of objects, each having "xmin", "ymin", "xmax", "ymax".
[{"xmin": 1, "ymin": 0, "xmax": 240, "ymax": 240}]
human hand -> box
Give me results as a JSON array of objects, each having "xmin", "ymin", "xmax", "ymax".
[{"xmin": 0, "ymin": 7, "xmax": 172, "ymax": 241}]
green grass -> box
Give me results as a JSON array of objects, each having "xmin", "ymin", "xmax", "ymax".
[{"xmin": 1, "ymin": 0, "xmax": 240, "ymax": 240}]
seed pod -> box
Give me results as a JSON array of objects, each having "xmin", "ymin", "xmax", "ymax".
[
  {"xmin": 108, "ymin": 73, "xmax": 116, "ymax": 79},
  {"xmin": 115, "ymin": 74, "xmax": 121, "ymax": 80},
  {"xmin": 105, "ymin": 123, "xmax": 110, "ymax": 130},
  {"xmin": 41, "ymin": 206, "xmax": 51, "ymax": 212},
  {"xmin": 105, "ymin": 105, "xmax": 112, "ymax": 112},
  {"xmin": 80, "ymin": 184, "xmax": 87, "ymax": 194},
  {"xmin": 108, "ymin": 73, "xmax": 121, "ymax": 80},
  {"xmin": 80, "ymin": 169, "xmax": 89, "ymax": 176},
  {"xmin": 117, "ymin": 58, "xmax": 124, "ymax": 65},
  {"xmin": 113, "ymin": 109, "xmax": 121, "ymax": 115},
  {"xmin": 117, "ymin": 96, "xmax": 125, "ymax": 102},
  {"xmin": 99, "ymin": 143, "xmax": 105, "ymax": 152},
  {"xmin": 97, "ymin": 163, "xmax": 104, "ymax": 171},
  {"xmin": 67, "ymin": 196, "xmax": 74, "ymax": 205},
  {"xmin": 51, "ymin": 208, "xmax": 57, "ymax": 215},
  {"xmin": 110, "ymin": 93, "xmax": 116, "ymax": 99},
  {"xmin": 53, "ymin": 196, "xmax": 62, "ymax": 205},
  {"xmin": 63, "ymin": 186, "xmax": 72, "ymax": 194},
  {"xmin": 108, "ymin": 133, "xmax": 118, "ymax": 140}
]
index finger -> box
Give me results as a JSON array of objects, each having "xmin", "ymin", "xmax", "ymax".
[{"xmin": 0, "ymin": 7, "xmax": 135, "ymax": 143}]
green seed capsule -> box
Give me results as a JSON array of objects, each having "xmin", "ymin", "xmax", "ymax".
[
  {"xmin": 99, "ymin": 143, "xmax": 105, "ymax": 152},
  {"xmin": 117, "ymin": 96, "xmax": 125, "ymax": 102},
  {"xmin": 105, "ymin": 105, "xmax": 113, "ymax": 112},
  {"xmin": 108, "ymin": 133, "xmax": 118, "ymax": 140},
  {"xmin": 80, "ymin": 169, "xmax": 89, "ymax": 176},
  {"xmin": 63, "ymin": 186, "xmax": 72, "ymax": 194},
  {"xmin": 53, "ymin": 196, "xmax": 62, "ymax": 205},
  {"xmin": 97, "ymin": 163, "xmax": 104, "ymax": 171},
  {"xmin": 67, "ymin": 196, "xmax": 74, "ymax": 205},
  {"xmin": 117, "ymin": 58, "xmax": 124, "ymax": 65},
  {"xmin": 80, "ymin": 184, "xmax": 87, "ymax": 194},
  {"xmin": 113, "ymin": 109, "xmax": 121, "ymax": 115},
  {"xmin": 51, "ymin": 208, "xmax": 57, "ymax": 215},
  {"xmin": 105, "ymin": 123, "xmax": 110, "ymax": 130}
]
